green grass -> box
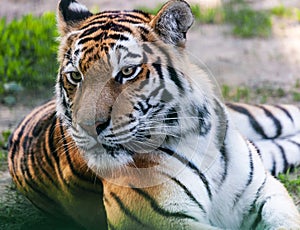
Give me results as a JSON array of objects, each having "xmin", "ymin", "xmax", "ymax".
[
  {"xmin": 278, "ymin": 169, "xmax": 300, "ymax": 207},
  {"xmin": 292, "ymin": 92, "xmax": 300, "ymax": 102},
  {"xmin": 224, "ymin": 2, "xmax": 272, "ymax": 38},
  {"xmin": 221, "ymin": 79, "xmax": 300, "ymax": 104},
  {"xmin": 295, "ymin": 79, "xmax": 300, "ymax": 89},
  {"xmin": 0, "ymin": 184, "xmax": 84, "ymax": 230},
  {"xmin": 190, "ymin": 4, "xmax": 224, "ymax": 24},
  {"xmin": 139, "ymin": 1, "xmax": 273, "ymax": 38},
  {"xmin": 0, "ymin": 130, "xmax": 11, "ymax": 170},
  {"xmin": 221, "ymin": 84, "xmax": 289, "ymax": 103},
  {"xmin": 0, "ymin": 13, "xmax": 58, "ymax": 95},
  {"xmin": 270, "ymin": 4, "xmax": 293, "ymax": 18},
  {"xmin": 222, "ymin": 85, "xmax": 251, "ymax": 102},
  {"xmin": 138, "ymin": 4, "xmax": 224, "ymax": 24}
]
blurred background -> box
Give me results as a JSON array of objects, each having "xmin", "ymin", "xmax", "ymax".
[{"xmin": 0, "ymin": 0, "xmax": 299, "ymax": 229}]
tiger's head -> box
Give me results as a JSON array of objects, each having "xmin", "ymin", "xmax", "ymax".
[{"xmin": 56, "ymin": 0, "xmax": 215, "ymax": 174}]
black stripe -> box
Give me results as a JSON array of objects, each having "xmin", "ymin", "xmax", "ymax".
[
  {"xmin": 91, "ymin": 11, "xmax": 150, "ymax": 22},
  {"xmin": 165, "ymin": 107, "xmax": 178, "ymax": 125},
  {"xmin": 214, "ymin": 99, "xmax": 227, "ymax": 148},
  {"xmin": 139, "ymin": 26, "xmax": 151, "ymax": 36},
  {"xmin": 152, "ymin": 62, "xmax": 163, "ymax": 79},
  {"xmin": 48, "ymin": 118, "xmax": 65, "ymax": 184},
  {"xmin": 233, "ymin": 147, "xmax": 254, "ymax": 206},
  {"xmin": 79, "ymin": 25, "xmax": 101, "ymax": 38},
  {"xmin": 140, "ymin": 33, "xmax": 148, "ymax": 42},
  {"xmin": 110, "ymin": 192, "xmax": 148, "ymax": 227},
  {"xmin": 158, "ymin": 147, "xmax": 212, "ymax": 199},
  {"xmin": 79, "ymin": 19, "xmax": 107, "ymax": 30},
  {"xmin": 117, "ymin": 18, "xmax": 144, "ymax": 24},
  {"xmin": 124, "ymin": 51, "xmax": 141, "ymax": 59},
  {"xmin": 130, "ymin": 186, "xmax": 198, "ymax": 221},
  {"xmin": 19, "ymin": 140, "xmax": 59, "ymax": 208},
  {"xmin": 78, "ymin": 32, "xmax": 129, "ymax": 45},
  {"xmin": 197, "ymin": 105, "xmax": 211, "ymax": 136},
  {"xmin": 246, "ymin": 145, "xmax": 254, "ymax": 186},
  {"xmin": 107, "ymin": 33, "xmax": 129, "ymax": 41},
  {"xmin": 251, "ymin": 199, "xmax": 267, "ymax": 229},
  {"xmin": 32, "ymin": 121, "xmax": 43, "ymax": 137},
  {"xmin": 9, "ymin": 112, "xmax": 40, "ymax": 187},
  {"xmin": 247, "ymin": 176, "xmax": 267, "ymax": 216},
  {"xmin": 250, "ymin": 140, "xmax": 261, "ymax": 158},
  {"xmin": 142, "ymin": 43, "xmax": 153, "ymax": 54},
  {"xmin": 226, "ymin": 103, "xmax": 268, "ymax": 139},
  {"xmin": 273, "ymin": 141, "xmax": 289, "ymax": 173},
  {"xmin": 43, "ymin": 120, "xmax": 56, "ymax": 172},
  {"xmin": 149, "ymin": 82, "xmax": 165, "ymax": 100},
  {"xmin": 271, "ymin": 154, "xmax": 276, "ymax": 176},
  {"xmin": 288, "ymin": 139, "xmax": 300, "ymax": 149},
  {"xmin": 156, "ymin": 45, "xmax": 184, "ymax": 91},
  {"xmin": 167, "ymin": 175, "xmax": 206, "ymax": 213},
  {"xmin": 30, "ymin": 138, "xmax": 59, "ymax": 189},
  {"xmin": 138, "ymin": 71, "xmax": 150, "ymax": 89},
  {"xmin": 59, "ymin": 125, "xmax": 80, "ymax": 177},
  {"xmin": 256, "ymin": 105, "xmax": 282, "ymax": 138},
  {"xmin": 274, "ymin": 105, "xmax": 294, "ymax": 123},
  {"xmin": 220, "ymin": 143, "xmax": 228, "ymax": 185},
  {"xmin": 167, "ymin": 66, "xmax": 184, "ymax": 92}
]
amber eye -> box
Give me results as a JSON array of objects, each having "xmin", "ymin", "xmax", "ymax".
[
  {"xmin": 68, "ymin": 71, "xmax": 82, "ymax": 83},
  {"xmin": 121, "ymin": 66, "xmax": 135, "ymax": 76},
  {"xmin": 115, "ymin": 65, "xmax": 141, "ymax": 84}
]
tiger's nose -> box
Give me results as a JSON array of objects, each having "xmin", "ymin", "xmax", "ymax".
[
  {"xmin": 77, "ymin": 118, "xmax": 110, "ymax": 137},
  {"xmin": 96, "ymin": 118, "xmax": 111, "ymax": 135}
]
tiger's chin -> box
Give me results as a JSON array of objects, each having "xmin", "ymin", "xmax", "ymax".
[
  {"xmin": 78, "ymin": 138, "xmax": 169, "ymax": 185},
  {"xmin": 79, "ymin": 143, "xmax": 134, "ymax": 175}
]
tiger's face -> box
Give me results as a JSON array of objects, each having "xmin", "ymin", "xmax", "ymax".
[{"xmin": 56, "ymin": 0, "xmax": 212, "ymax": 173}]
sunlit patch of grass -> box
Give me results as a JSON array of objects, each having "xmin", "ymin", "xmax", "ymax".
[
  {"xmin": 190, "ymin": 4, "xmax": 224, "ymax": 24},
  {"xmin": 0, "ymin": 130, "xmax": 11, "ymax": 171},
  {"xmin": 224, "ymin": 4, "xmax": 272, "ymax": 38},
  {"xmin": 278, "ymin": 168, "xmax": 300, "ymax": 208},
  {"xmin": 222, "ymin": 84, "xmax": 290, "ymax": 104},
  {"xmin": 292, "ymin": 91, "xmax": 300, "ymax": 102},
  {"xmin": 270, "ymin": 4, "xmax": 293, "ymax": 18}
]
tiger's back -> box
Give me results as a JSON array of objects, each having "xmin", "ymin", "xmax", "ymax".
[{"xmin": 8, "ymin": 100, "xmax": 107, "ymax": 229}]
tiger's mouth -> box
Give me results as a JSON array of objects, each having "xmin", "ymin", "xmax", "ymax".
[
  {"xmin": 101, "ymin": 143, "xmax": 134, "ymax": 157},
  {"xmin": 99, "ymin": 134, "xmax": 165, "ymax": 156}
]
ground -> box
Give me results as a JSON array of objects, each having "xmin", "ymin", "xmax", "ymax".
[{"xmin": 0, "ymin": 0, "xmax": 300, "ymax": 228}]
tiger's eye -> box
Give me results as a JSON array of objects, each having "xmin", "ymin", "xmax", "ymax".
[
  {"xmin": 70, "ymin": 71, "xmax": 82, "ymax": 81},
  {"xmin": 121, "ymin": 67, "xmax": 135, "ymax": 76}
]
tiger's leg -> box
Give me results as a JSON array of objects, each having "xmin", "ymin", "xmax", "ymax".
[
  {"xmin": 252, "ymin": 175, "xmax": 300, "ymax": 229},
  {"xmin": 102, "ymin": 180, "xmax": 222, "ymax": 230}
]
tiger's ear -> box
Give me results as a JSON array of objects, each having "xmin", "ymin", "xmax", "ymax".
[
  {"xmin": 150, "ymin": 0, "xmax": 194, "ymax": 47},
  {"xmin": 57, "ymin": 0, "xmax": 92, "ymax": 36}
]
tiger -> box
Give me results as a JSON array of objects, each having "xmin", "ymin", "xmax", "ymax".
[{"xmin": 8, "ymin": 0, "xmax": 300, "ymax": 229}]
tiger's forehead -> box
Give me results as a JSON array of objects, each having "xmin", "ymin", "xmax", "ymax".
[{"xmin": 64, "ymin": 10, "xmax": 154, "ymax": 72}]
